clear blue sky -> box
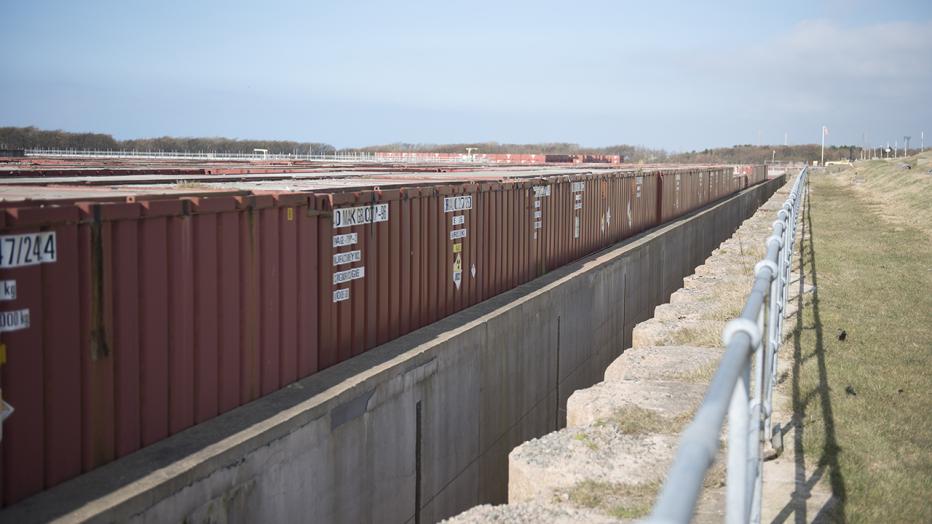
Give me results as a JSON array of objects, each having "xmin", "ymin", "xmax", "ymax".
[{"xmin": 2, "ymin": 0, "xmax": 930, "ymax": 151}]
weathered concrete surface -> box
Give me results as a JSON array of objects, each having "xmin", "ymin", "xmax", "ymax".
[
  {"xmin": 0, "ymin": 177, "xmax": 783, "ymax": 524},
  {"xmin": 508, "ymin": 426, "xmax": 678, "ymax": 503},
  {"xmin": 566, "ymin": 380, "xmax": 705, "ymax": 428},
  {"xmin": 457, "ymin": 176, "xmax": 796, "ymax": 522}
]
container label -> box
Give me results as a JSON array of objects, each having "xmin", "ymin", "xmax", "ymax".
[
  {"xmin": 0, "ymin": 232, "xmax": 57, "ymax": 269},
  {"xmin": 534, "ymin": 200, "xmax": 541, "ymax": 208},
  {"xmin": 452, "ymin": 243, "xmax": 462, "ymax": 253},
  {"xmin": 574, "ymin": 194, "xmax": 583, "ymax": 202},
  {"xmin": 574, "ymin": 202, "xmax": 583, "ymax": 210},
  {"xmin": 450, "ymin": 228, "xmax": 467, "ymax": 240},
  {"xmin": 451, "ymin": 215, "xmax": 466, "ymax": 226},
  {"xmin": 0, "ymin": 280, "xmax": 15, "ymax": 301},
  {"xmin": 333, "ymin": 288, "xmax": 350, "ymax": 303},
  {"xmin": 333, "ymin": 250, "xmax": 362, "ymax": 266},
  {"xmin": 333, "ymin": 204, "xmax": 389, "ymax": 228},
  {"xmin": 533, "ymin": 211, "xmax": 542, "ymax": 219},
  {"xmin": 533, "ymin": 186, "xmax": 551, "ymax": 198},
  {"xmin": 333, "ymin": 233, "xmax": 358, "ymax": 247},
  {"xmin": 444, "ymin": 196, "xmax": 473, "ymax": 212},
  {"xmin": 0, "ymin": 308, "xmax": 29, "ymax": 332},
  {"xmin": 533, "ymin": 221, "xmax": 543, "ymax": 230},
  {"xmin": 571, "ymin": 182, "xmax": 585, "ymax": 193},
  {"xmin": 333, "ymin": 266, "xmax": 365, "ymax": 285}
]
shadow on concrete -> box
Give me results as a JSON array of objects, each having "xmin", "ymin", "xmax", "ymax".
[{"xmin": 770, "ymin": 183, "xmax": 846, "ymax": 524}]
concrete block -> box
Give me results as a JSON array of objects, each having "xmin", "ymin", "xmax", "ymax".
[
  {"xmin": 508, "ymin": 424, "xmax": 677, "ymax": 503},
  {"xmin": 604, "ymin": 346, "xmax": 723, "ymax": 382},
  {"xmin": 444, "ymin": 502, "xmax": 618, "ymax": 524},
  {"xmin": 566, "ymin": 379, "xmax": 705, "ymax": 428}
]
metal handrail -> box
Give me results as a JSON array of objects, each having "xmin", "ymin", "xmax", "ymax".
[{"xmin": 648, "ymin": 167, "xmax": 808, "ymax": 523}]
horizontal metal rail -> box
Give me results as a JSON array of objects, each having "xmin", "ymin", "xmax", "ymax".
[{"xmin": 648, "ymin": 167, "xmax": 808, "ymax": 523}]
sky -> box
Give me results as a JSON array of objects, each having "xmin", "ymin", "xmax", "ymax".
[{"xmin": 1, "ymin": 0, "xmax": 930, "ymax": 151}]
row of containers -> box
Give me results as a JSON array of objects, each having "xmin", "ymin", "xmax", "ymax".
[
  {"xmin": 371, "ymin": 152, "xmax": 623, "ymax": 164},
  {"xmin": 0, "ymin": 165, "xmax": 766, "ymax": 505}
]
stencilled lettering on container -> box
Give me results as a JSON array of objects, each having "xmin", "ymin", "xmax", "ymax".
[
  {"xmin": 0, "ymin": 232, "xmax": 57, "ymax": 268},
  {"xmin": 333, "ymin": 288, "xmax": 350, "ymax": 303},
  {"xmin": 443, "ymin": 196, "xmax": 473, "ymax": 213},
  {"xmin": 0, "ymin": 280, "xmax": 16, "ymax": 301},
  {"xmin": 333, "ymin": 204, "xmax": 389, "ymax": 228},
  {"xmin": 333, "ymin": 233, "xmax": 358, "ymax": 247},
  {"xmin": 333, "ymin": 266, "xmax": 365, "ymax": 285},
  {"xmin": 0, "ymin": 308, "xmax": 30, "ymax": 332},
  {"xmin": 333, "ymin": 250, "xmax": 362, "ymax": 266},
  {"xmin": 533, "ymin": 186, "xmax": 551, "ymax": 198}
]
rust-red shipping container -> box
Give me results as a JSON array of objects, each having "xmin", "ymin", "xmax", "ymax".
[{"xmin": 0, "ymin": 163, "xmax": 768, "ymax": 506}]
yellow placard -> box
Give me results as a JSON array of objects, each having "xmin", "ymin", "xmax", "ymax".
[{"xmin": 452, "ymin": 243, "xmax": 462, "ymax": 253}]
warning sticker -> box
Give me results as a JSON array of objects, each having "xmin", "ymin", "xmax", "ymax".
[
  {"xmin": 0, "ymin": 308, "xmax": 30, "ymax": 333},
  {"xmin": 333, "ymin": 204, "xmax": 389, "ymax": 228},
  {"xmin": 452, "ymin": 243, "xmax": 462, "ymax": 253},
  {"xmin": 453, "ymin": 253, "xmax": 463, "ymax": 289},
  {"xmin": 0, "ymin": 280, "xmax": 15, "ymax": 301}
]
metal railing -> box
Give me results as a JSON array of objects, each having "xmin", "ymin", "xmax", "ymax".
[{"xmin": 648, "ymin": 167, "xmax": 808, "ymax": 523}]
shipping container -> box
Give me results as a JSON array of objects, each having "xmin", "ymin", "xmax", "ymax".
[{"xmin": 0, "ymin": 163, "xmax": 767, "ymax": 505}]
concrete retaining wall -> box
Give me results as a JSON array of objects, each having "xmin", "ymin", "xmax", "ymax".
[{"xmin": 0, "ymin": 177, "xmax": 784, "ymax": 524}]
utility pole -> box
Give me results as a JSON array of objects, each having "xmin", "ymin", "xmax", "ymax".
[
  {"xmin": 922, "ymin": 131, "xmax": 925, "ymax": 152},
  {"xmin": 894, "ymin": 139, "xmax": 898, "ymax": 159},
  {"xmin": 904, "ymin": 136, "xmax": 911, "ymax": 156}
]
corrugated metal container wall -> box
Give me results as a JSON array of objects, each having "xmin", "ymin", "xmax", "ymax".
[
  {"xmin": 0, "ymin": 194, "xmax": 321, "ymax": 506},
  {"xmin": 0, "ymin": 164, "xmax": 767, "ymax": 505}
]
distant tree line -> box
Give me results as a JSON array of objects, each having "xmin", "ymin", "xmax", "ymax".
[
  {"xmin": 1, "ymin": 126, "xmax": 861, "ymax": 163},
  {"xmin": 0, "ymin": 126, "xmax": 336, "ymax": 155}
]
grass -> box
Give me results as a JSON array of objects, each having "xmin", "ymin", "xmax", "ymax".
[
  {"xmin": 786, "ymin": 160, "xmax": 932, "ymax": 522},
  {"xmin": 561, "ymin": 462, "xmax": 726, "ymax": 520},
  {"xmin": 563, "ymin": 480, "xmax": 659, "ymax": 520},
  {"xmin": 596, "ymin": 405, "xmax": 693, "ymax": 435}
]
